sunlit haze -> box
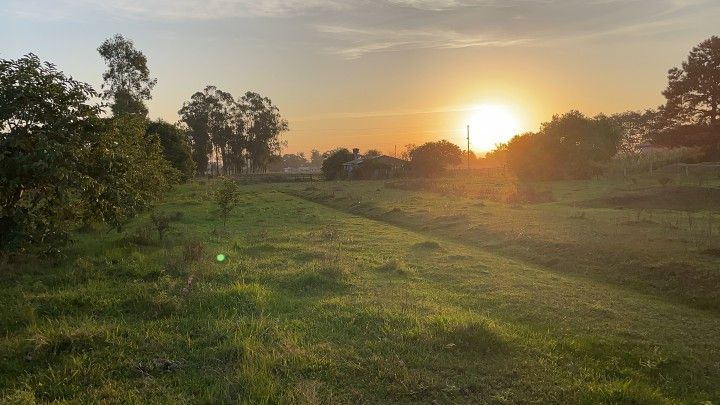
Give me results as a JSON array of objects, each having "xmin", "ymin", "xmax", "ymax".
[{"xmin": 3, "ymin": 0, "xmax": 720, "ymax": 153}]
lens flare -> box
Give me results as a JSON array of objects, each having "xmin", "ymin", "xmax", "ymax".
[{"xmin": 216, "ymin": 254, "xmax": 226, "ymax": 262}]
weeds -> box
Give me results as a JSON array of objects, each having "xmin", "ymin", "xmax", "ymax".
[
  {"xmin": 151, "ymin": 212, "xmax": 171, "ymax": 241},
  {"xmin": 183, "ymin": 239, "xmax": 206, "ymax": 263},
  {"xmin": 123, "ymin": 224, "xmax": 155, "ymax": 246}
]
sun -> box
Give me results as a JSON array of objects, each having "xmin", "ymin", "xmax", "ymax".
[{"xmin": 467, "ymin": 104, "xmax": 521, "ymax": 151}]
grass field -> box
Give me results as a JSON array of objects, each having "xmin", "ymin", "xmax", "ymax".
[{"xmin": 2, "ymin": 175, "xmax": 720, "ymax": 403}]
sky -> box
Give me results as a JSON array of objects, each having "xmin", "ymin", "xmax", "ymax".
[{"xmin": 2, "ymin": 0, "xmax": 719, "ymax": 155}]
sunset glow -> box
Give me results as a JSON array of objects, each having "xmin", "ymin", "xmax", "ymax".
[{"xmin": 467, "ymin": 104, "xmax": 521, "ymax": 151}]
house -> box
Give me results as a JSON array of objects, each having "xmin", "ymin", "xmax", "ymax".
[{"xmin": 342, "ymin": 148, "xmax": 408, "ymax": 179}]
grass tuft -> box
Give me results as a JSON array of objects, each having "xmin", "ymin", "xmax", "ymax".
[
  {"xmin": 433, "ymin": 318, "xmax": 506, "ymax": 354},
  {"xmin": 376, "ymin": 258, "xmax": 411, "ymax": 275},
  {"xmin": 412, "ymin": 240, "xmax": 442, "ymax": 250}
]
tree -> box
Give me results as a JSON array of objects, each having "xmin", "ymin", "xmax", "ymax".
[
  {"xmin": 310, "ymin": 149, "xmax": 323, "ymax": 168},
  {"xmin": 610, "ymin": 110, "xmax": 659, "ymax": 154},
  {"xmin": 400, "ymin": 143, "xmax": 417, "ymax": 161},
  {"xmin": 237, "ymin": 92, "xmax": 288, "ymax": 172},
  {"xmin": 504, "ymin": 111, "xmax": 622, "ymax": 180},
  {"xmin": 98, "ymin": 34, "xmax": 157, "ymax": 117},
  {"xmin": 179, "ymin": 88, "xmax": 287, "ymax": 175},
  {"xmin": 0, "ymin": 54, "xmax": 172, "ymax": 253},
  {"xmin": 146, "ymin": 120, "xmax": 195, "ymax": 181},
  {"xmin": 282, "ymin": 153, "xmax": 308, "ymax": 169},
  {"xmin": 408, "ymin": 140, "xmax": 463, "ymax": 177},
  {"xmin": 365, "ymin": 149, "xmax": 382, "ymax": 158},
  {"xmin": 662, "ymin": 36, "xmax": 720, "ymax": 126},
  {"xmin": 178, "ymin": 86, "xmax": 233, "ymax": 175},
  {"xmin": 1, "ymin": 54, "xmax": 102, "ymax": 252},
  {"xmin": 81, "ymin": 116, "xmax": 176, "ymax": 231},
  {"xmin": 321, "ymin": 148, "xmax": 353, "ymax": 180}
]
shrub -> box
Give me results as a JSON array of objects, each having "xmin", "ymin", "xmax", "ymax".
[
  {"xmin": 502, "ymin": 111, "xmax": 621, "ymax": 180},
  {"xmin": 150, "ymin": 212, "xmax": 171, "ymax": 240},
  {"xmin": 321, "ymin": 148, "xmax": 353, "ymax": 180},
  {"xmin": 1, "ymin": 54, "xmax": 101, "ymax": 253},
  {"xmin": 408, "ymin": 140, "xmax": 463, "ymax": 177},
  {"xmin": 215, "ymin": 178, "xmax": 241, "ymax": 228},
  {"xmin": 146, "ymin": 120, "xmax": 195, "ymax": 181}
]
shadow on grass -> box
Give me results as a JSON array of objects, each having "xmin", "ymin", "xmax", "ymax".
[{"xmin": 274, "ymin": 263, "xmax": 351, "ymax": 297}]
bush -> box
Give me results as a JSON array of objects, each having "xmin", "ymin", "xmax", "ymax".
[
  {"xmin": 321, "ymin": 148, "xmax": 353, "ymax": 180},
  {"xmin": 408, "ymin": 140, "xmax": 463, "ymax": 177},
  {"xmin": 503, "ymin": 111, "xmax": 622, "ymax": 180},
  {"xmin": 146, "ymin": 120, "xmax": 195, "ymax": 181},
  {"xmin": 215, "ymin": 178, "xmax": 241, "ymax": 228},
  {"xmin": 0, "ymin": 55, "xmax": 176, "ymax": 254},
  {"xmin": 150, "ymin": 212, "xmax": 171, "ymax": 241}
]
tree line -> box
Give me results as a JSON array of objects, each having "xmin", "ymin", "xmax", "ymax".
[
  {"xmin": 178, "ymin": 86, "xmax": 287, "ymax": 176},
  {"xmin": 1, "ymin": 34, "xmax": 287, "ymax": 254},
  {"xmin": 320, "ymin": 141, "xmax": 464, "ymax": 179}
]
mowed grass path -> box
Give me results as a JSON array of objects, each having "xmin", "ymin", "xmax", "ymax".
[{"xmin": 1, "ymin": 181, "xmax": 719, "ymax": 403}]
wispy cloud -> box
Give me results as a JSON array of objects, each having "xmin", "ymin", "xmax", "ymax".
[
  {"xmin": 387, "ymin": 0, "xmax": 478, "ymax": 11},
  {"xmin": 313, "ymin": 0, "xmax": 717, "ymax": 58},
  {"xmin": 4, "ymin": 0, "xmax": 350, "ymax": 20},
  {"xmin": 316, "ymin": 25, "xmax": 532, "ymax": 59},
  {"xmin": 4, "ymin": 0, "xmax": 717, "ymax": 60}
]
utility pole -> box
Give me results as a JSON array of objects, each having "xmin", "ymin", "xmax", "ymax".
[{"xmin": 466, "ymin": 125, "xmax": 470, "ymax": 171}]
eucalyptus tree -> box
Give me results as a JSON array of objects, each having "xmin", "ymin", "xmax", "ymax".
[
  {"xmin": 98, "ymin": 34, "xmax": 157, "ymax": 117},
  {"xmin": 179, "ymin": 88, "xmax": 288, "ymax": 175},
  {"xmin": 237, "ymin": 91, "xmax": 288, "ymax": 172},
  {"xmin": 178, "ymin": 86, "xmax": 233, "ymax": 175}
]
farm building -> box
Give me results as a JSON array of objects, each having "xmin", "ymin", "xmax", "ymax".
[{"xmin": 342, "ymin": 148, "xmax": 408, "ymax": 179}]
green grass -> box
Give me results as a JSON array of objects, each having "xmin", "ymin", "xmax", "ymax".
[
  {"xmin": 1, "ymin": 178, "xmax": 720, "ymax": 403},
  {"xmin": 288, "ymin": 175, "xmax": 720, "ymax": 313}
]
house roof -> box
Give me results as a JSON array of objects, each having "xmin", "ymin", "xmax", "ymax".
[{"xmin": 342, "ymin": 154, "xmax": 408, "ymax": 167}]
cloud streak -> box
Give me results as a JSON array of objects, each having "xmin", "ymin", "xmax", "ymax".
[
  {"xmin": 316, "ymin": 25, "xmax": 532, "ymax": 59},
  {"xmin": 4, "ymin": 0, "xmax": 717, "ymax": 60},
  {"xmin": 4, "ymin": 0, "xmax": 349, "ymax": 20}
]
